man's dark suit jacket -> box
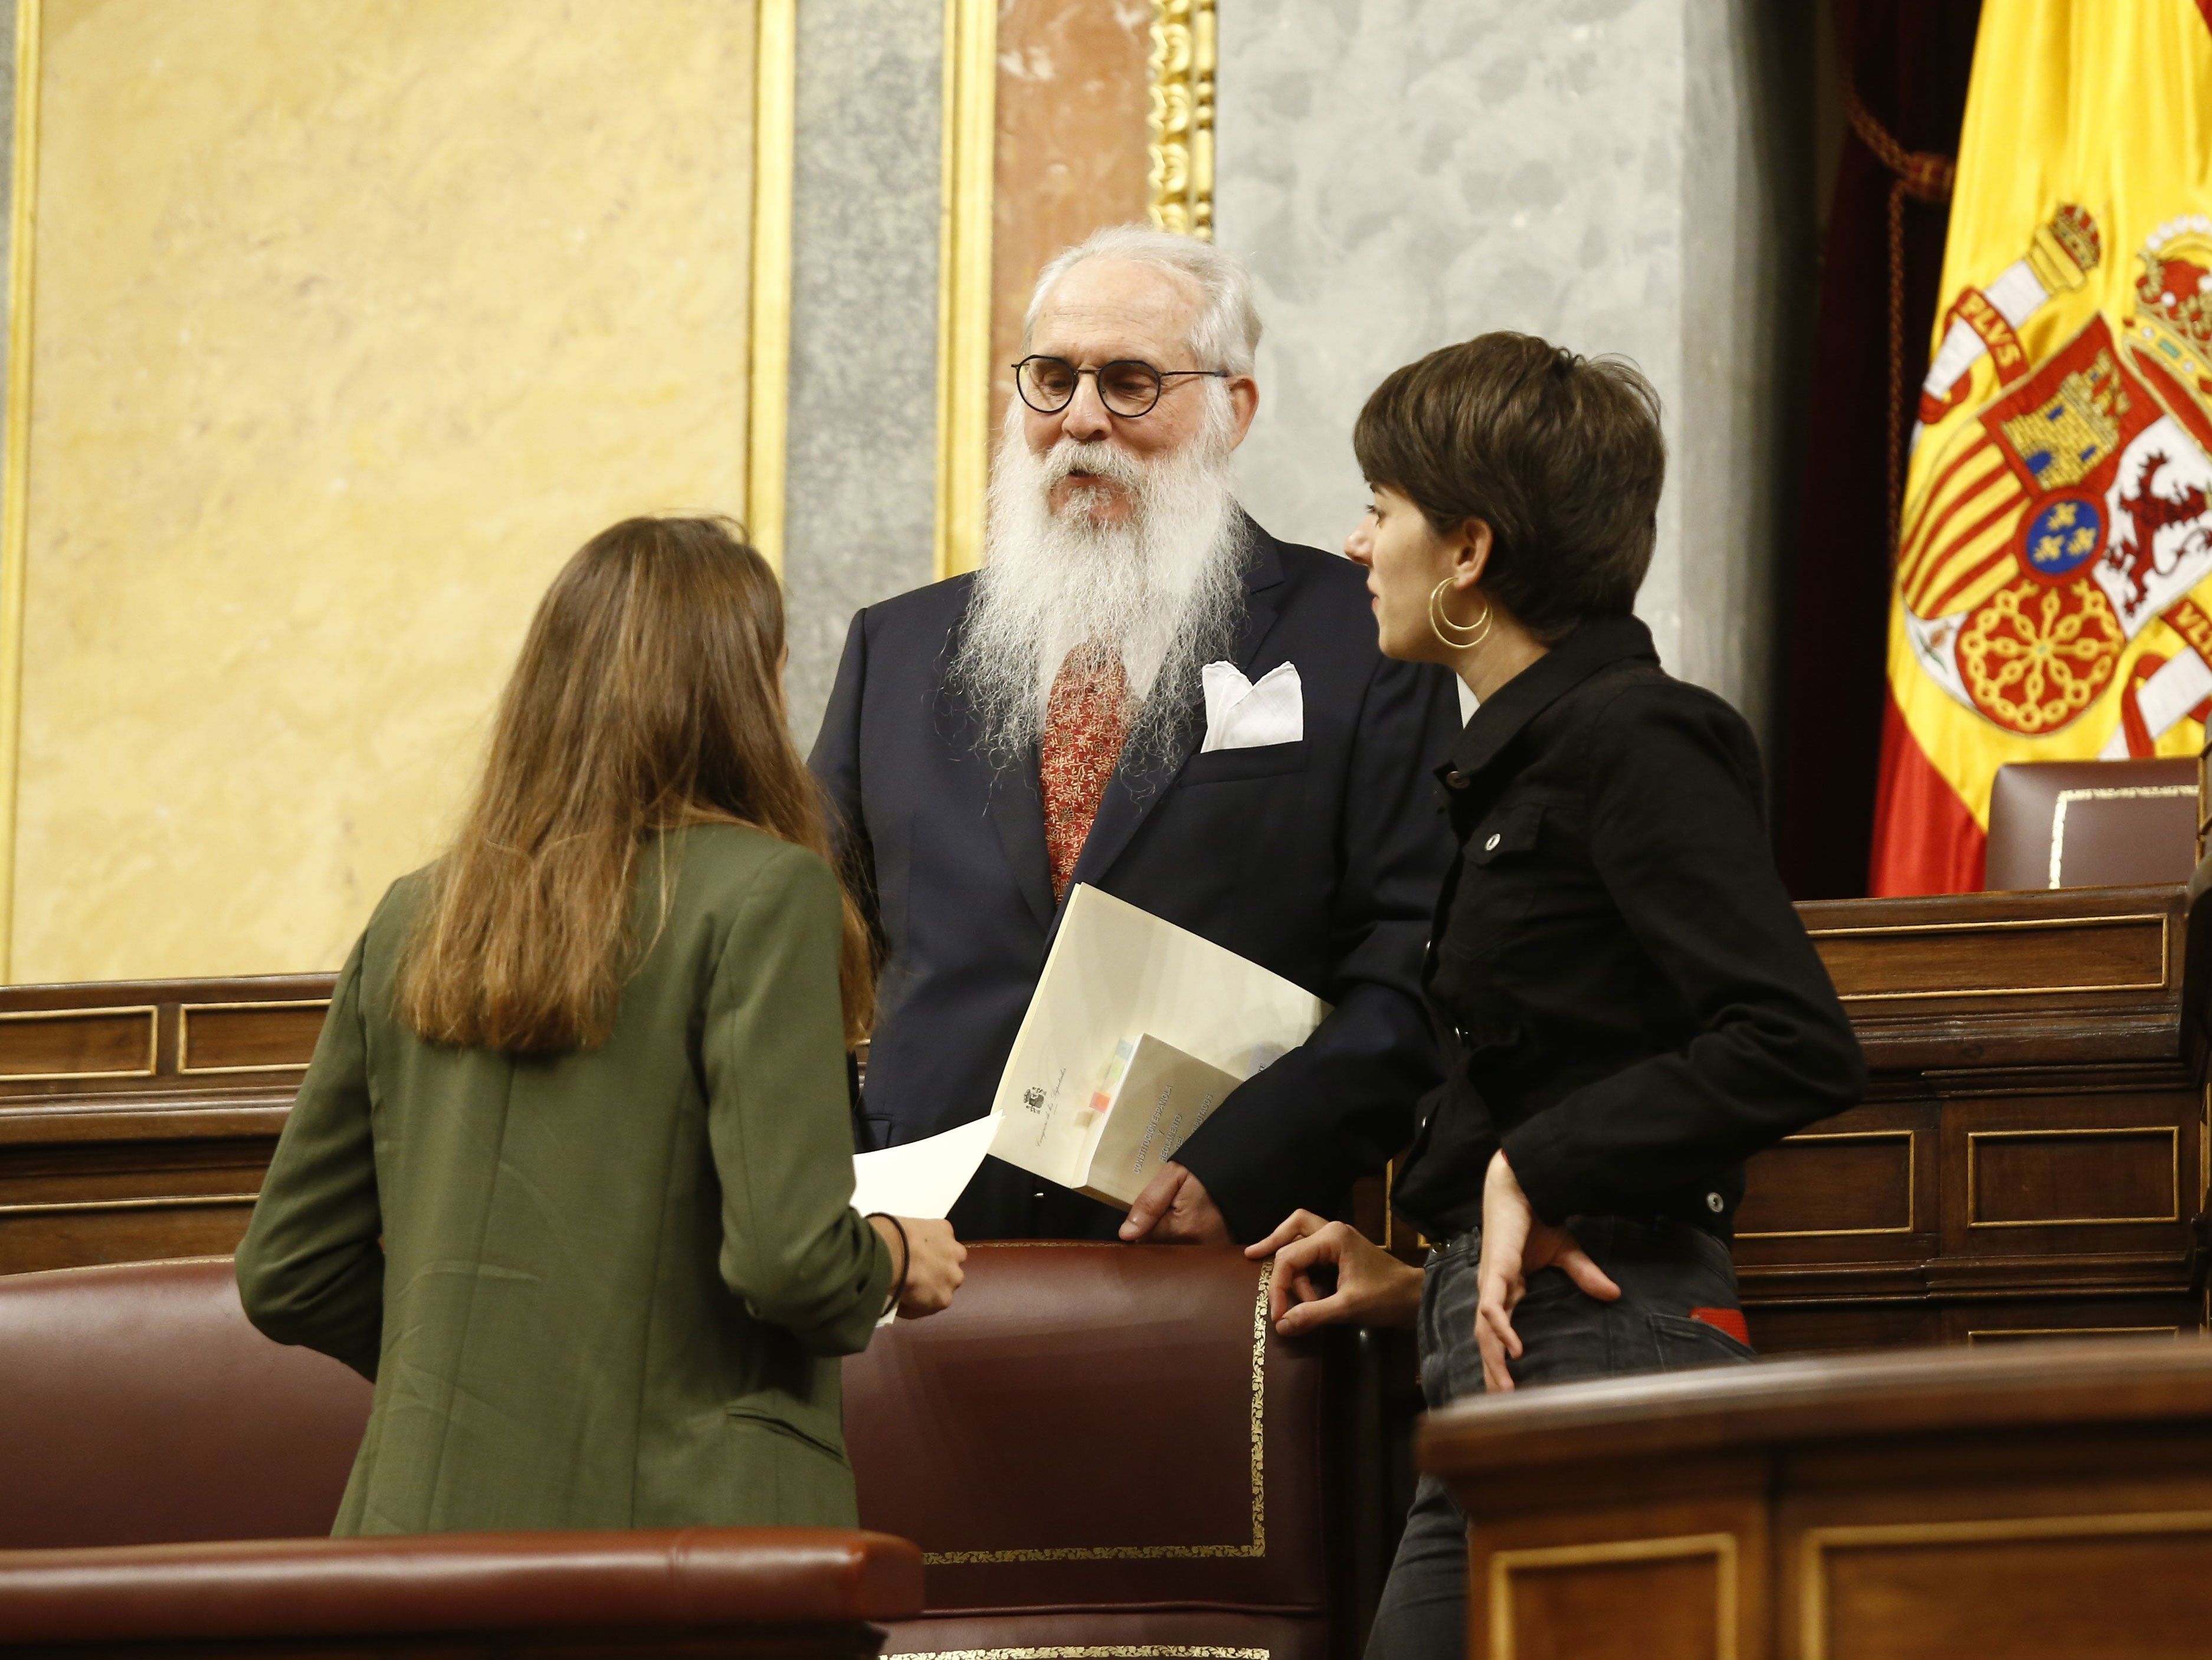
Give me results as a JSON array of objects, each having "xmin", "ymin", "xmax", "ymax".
[{"xmin": 808, "ymin": 518, "xmax": 1462, "ymax": 1243}]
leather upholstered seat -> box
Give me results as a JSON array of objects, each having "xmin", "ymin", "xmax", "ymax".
[
  {"xmin": 846, "ymin": 1243, "xmax": 1362, "ymax": 1660},
  {"xmin": 1984, "ymin": 756, "xmax": 2198, "ymax": 891},
  {"xmin": 0, "ymin": 1245, "xmax": 1364, "ymax": 1659}
]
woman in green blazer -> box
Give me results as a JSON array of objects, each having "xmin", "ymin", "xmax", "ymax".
[{"xmin": 236, "ymin": 516, "xmax": 964, "ymax": 1535}]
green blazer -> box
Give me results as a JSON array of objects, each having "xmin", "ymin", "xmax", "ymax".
[{"xmin": 235, "ymin": 826, "xmax": 894, "ymax": 1535}]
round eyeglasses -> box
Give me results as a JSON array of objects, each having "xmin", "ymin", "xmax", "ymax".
[{"xmin": 1012, "ymin": 355, "xmax": 1231, "ymax": 418}]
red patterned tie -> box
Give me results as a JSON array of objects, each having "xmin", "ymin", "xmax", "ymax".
[{"xmin": 1040, "ymin": 645, "xmax": 1130, "ymax": 901}]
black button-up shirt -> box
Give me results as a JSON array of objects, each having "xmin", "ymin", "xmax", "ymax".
[{"xmin": 1392, "ymin": 614, "xmax": 1867, "ymax": 1240}]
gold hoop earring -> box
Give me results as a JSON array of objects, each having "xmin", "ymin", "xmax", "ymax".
[{"xmin": 1430, "ymin": 579, "xmax": 1493, "ymax": 649}]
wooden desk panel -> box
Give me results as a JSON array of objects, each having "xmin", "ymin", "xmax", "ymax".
[
  {"xmin": 6, "ymin": 886, "xmax": 2212, "ymax": 1355},
  {"xmin": 1421, "ymin": 1339, "xmax": 2212, "ymax": 1660}
]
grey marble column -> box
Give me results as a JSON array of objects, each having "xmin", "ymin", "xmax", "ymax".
[
  {"xmin": 781, "ymin": 0, "xmax": 944, "ymax": 746},
  {"xmin": 1215, "ymin": 0, "xmax": 1813, "ymax": 748}
]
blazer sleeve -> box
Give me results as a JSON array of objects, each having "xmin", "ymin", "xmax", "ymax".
[
  {"xmin": 1174, "ymin": 654, "xmax": 1461, "ymax": 1242},
  {"xmin": 808, "ymin": 608, "xmax": 874, "ymax": 912},
  {"xmin": 702, "ymin": 843, "xmax": 895, "ymax": 1355},
  {"xmin": 1499, "ymin": 680, "xmax": 1868, "ymax": 1224},
  {"xmin": 234, "ymin": 933, "xmax": 386, "ymax": 1380}
]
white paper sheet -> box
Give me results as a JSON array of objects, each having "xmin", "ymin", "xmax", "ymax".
[
  {"xmin": 987, "ymin": 885, "xmax": 1329, "ymax": 1182},
  {"xmin": 851, "ymin": 1111, "xmax": 999, "ymax": 1220}
]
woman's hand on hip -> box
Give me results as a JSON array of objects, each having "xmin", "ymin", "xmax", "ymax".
[
  {"xmin": 1474, "ymin": 1151, "xmax": 1620, "ymax": 1393},
  {"xmin": 1246, "ymin": 1210, "xmax": 1422, "ymax": 1335},
  {"xmin": 871, "ymin": 1215, "xmax": 966, "ymax": 1318}
]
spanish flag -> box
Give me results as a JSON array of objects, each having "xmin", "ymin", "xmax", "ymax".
[{"xmin": 1872, "ymin": 0, "xmax": 2212, "ymax": 894}]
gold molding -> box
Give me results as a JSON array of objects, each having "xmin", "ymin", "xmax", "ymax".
[
  {"xmin": 1800, "ymin": 1510, "xmax": 2212, "ymax": 1660},
  {"xmin": 1964, "ymin": 1125, "xmax": 2181, "ymax": 1229},
  {"xmin": 1147, "ymin": 0, "xmax": 1216, "ymax": 240},
  {"xmin": 1966, "ymin": 1325, "xmax": 2180, "ymax": 1343},
  {"xmin": 176, "ymin": 997, "xmax": 330, "ymax": 1076},
  {"xmin": 922, "ymin": 1262, "xmax": 1270, "ymax": 1563},
  {"xmin": 0, "ymin": 0, "xmax": 40, "ymax": 985},
  {"xmin": 932, "ymin": 0, "xmax": 997, "ymax": 582},
  {"xmin": 901, "ymin": 1651, "xmax": 1268, "ymax": 1660},
  {"xmin": 0, "ymin": 1190, "xmax": 257, "ymax": 1218},
  {"xmin": 1734, "ymin": 1129, "xmax": 1917, "ymax": 1240},
  {"xmin": 746, "ymin": 0, "xmax": 795, "ymax": 575},
  {"xmin": 1807, "ymin": 911, "xmax": 2169, "ymax": 1003},
  {"xmin": 0, "ymin": 1003, "xmax": 156, "ymax": 1081},
  {"xmin": 1490, "ymin": 1533, "xmax": 1738, "ymax": 1660}
]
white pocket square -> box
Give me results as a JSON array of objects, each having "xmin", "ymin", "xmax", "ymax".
[{"xmin": 1200, "ymin": 661, "xmax": 1303, "ymax": 753}]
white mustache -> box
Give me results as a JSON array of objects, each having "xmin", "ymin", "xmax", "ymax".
[{"xmin": 1043, "ymin": 441, "xmax": 1146, "ymax": 491}]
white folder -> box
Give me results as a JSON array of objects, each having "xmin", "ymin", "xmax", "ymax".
[{"xmin": 986, "ymin": 884, "xmax": 1331, "ymax": 1186}]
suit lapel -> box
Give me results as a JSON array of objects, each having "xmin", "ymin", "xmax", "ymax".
[
  {"xmin": 1060, "ymin": 525, "xmax": 1289, "ymax": 904},
  {"xmin": 986, "ymin": 746, "xmax": 1056, "ymax": 931}
]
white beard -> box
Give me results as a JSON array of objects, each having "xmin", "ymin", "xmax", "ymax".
[{"xmin": 951, "ymin": 397, "xmax": 1248, "ymax": 771}]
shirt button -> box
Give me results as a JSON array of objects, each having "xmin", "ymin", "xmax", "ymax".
[
  {"xmin": 1445, "ymin": 771, "xmax": 1470, "ymax": 790},
  {"xmin": 1706, "ymin": 1192, "xmax": 1725, "ymax": 1213},
  {"xmin": 1484, "ymin": 833, "xmax": 1501, "ymax": 852}
]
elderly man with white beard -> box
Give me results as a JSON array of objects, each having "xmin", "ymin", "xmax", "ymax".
[{"xmin": 810, "ymin": 226, "xmax": 1460, "ymax": 1244}]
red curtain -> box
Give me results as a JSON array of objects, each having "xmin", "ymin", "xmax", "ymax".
[{"xmin": 1771, "ymin": 1, "xmax": 1983, "ymax": 899}]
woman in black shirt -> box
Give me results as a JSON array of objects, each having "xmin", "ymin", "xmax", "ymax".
[{"xmin": 1248, "ymin": 333, "xmax": 1865, "ymax": 1660}]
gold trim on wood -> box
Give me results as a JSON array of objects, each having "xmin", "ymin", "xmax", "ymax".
[
  {"xmin": 1735, "ymin": 1129, "xmax": 1918, "ymax": 1240},
  {"xmin": 0, "ymin": 0, "xmax": 40, "ymax": 985},
  {"xmin": 1807, "ymin": 911, "xmax": 2170, "ymax": 1003},
  {"xmin": 176, "ymin": 998, "xmax": 330, "ymax": 1075},
  {"xmin": 932, "ymin": 0, "xmax": 997, "ymax": 582},
  {"xmin": 1966, "ymin": 1325, "xmax": 2181, "ymax": 1343},
  {"xmin": 1490, "ymin": 1533, "xmax": 1738, "ymax": 1660},
  {"xmin": 0, "ymin": 1190, "xmax": 257, "ymax": 1218},
  {"xmin": 922, "ymin": 1263, "xmax": 1270, "ymax": 1563},
  {"xmin": 901, "ymin": 1651, "xmax": 1268, "ymax": 1659},
  {"xmin": 746, "ymin": 0, "xmax": 796, "ymax": 574},
  {"xmin": 1964, "ymin": 1125, "xmax": 2181, "ymax": 1229},
  {"xmin": 0, "ymin": 1003, "xmax": 156, "ymax": 1081},
  {"xmin": 1800, "ymin": 1511, "xmax": 2212, "ymax": 1660},
  {"xmin": 1147, "ymin": 0, "xmax": 1215, "ymax": 239},
  {"xmin": 2049, "ymin": 784, "xmax": 2195, "ymax": 889}
]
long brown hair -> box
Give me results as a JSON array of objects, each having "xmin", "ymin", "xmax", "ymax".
[{"xmin": 397, "ymin": 516, "xmax": 874, "ymax": 1053}]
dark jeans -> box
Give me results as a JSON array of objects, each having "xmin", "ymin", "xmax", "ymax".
[{"xmin": 1364, "ymin": 1216, "xmax": 1755, "ymax": 1660}]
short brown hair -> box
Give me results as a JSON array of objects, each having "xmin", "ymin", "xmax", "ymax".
[
  {"xmin": 398, "ymin": 516, "xmax": 874, "ymax": 1053},
  {"xmin": 1353, "ymin": 333, "xmax": 1666, "ymax": 643}
]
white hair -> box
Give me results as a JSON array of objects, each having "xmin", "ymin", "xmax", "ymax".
[{"xmin": 1023, "ymin": 225, "xmax": 1263, "ymax": 376}]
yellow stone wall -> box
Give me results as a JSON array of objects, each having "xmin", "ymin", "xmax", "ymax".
[{"xmin": 13, "ymin": 0, "xmax": 757, "ymax": 982}]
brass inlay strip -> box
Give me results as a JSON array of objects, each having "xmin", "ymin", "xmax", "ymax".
[
  {"xmin": 1735, "ymin": 1129, "xmax": 1917, "ymax": 1240},
  {"xmin": 931, "ymin": 0, "xmax": 997, "ymax": 581},
  {"xmin": 1966, "ymin": 1325, "xmax": 2180, "ymax": 1343},
  {"xmin": 1810, "ymin": 912, "xmax": 2169, "ymax": 1003},
  {"xmin": 1147, "ymin": 0, "xmax": 1215, "ymax": 239},
  {"xmin": 922, "ymin": 1262, "xmax": 1270, "ymax": 1563},
  {"xmin": 745, "ymin": 0, "xmax": 796, "ymax": 572},
  {"xmin": 176, "ymin": 998, "xmax": 330, "ymax": 1075},
  {"xmin": 0, "ymin": 0, "xmax": 42, "ymax": 984},
  {"xmin": 905, "ymin": 1651, "xmax": 1267, "ymax": 1659},
  {"xmin": 0, "ymin": 1003, "xmax": 158, "ymax": 1081},
  {"xmin": 0, "ymin": 1191, "xmax": 257, "ymax": 1218},
  {"xmin": 1965, "ymin": 1126, "xmax": 2181, "ymax": 1228},
  {"xmin": 1491, "ymin": 1533, "xmax": 1737, "ymax": 1660},
  {"xmin": 1801, "ymin": 1511, "xmax": 2212, "ymax": 1660}
]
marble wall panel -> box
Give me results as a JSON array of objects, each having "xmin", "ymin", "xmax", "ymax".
[
  {"xmin": 990, "ymin": 0, "xmax": 1154, "ymax": 438},
  {"xmin": 13, "ymin": 0, "xmax": 757, "ymax": 981},
  {"xmin": 780, "ymin": 0, "xmax": 945, "ymax": 746},
  {"xmin": 1215, "ymin": 0, "xmax": 1812, "ymax": 744}
]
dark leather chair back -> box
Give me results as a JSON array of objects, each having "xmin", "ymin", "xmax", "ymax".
[
  {"xmin": 0, "ymin": 1258, "xmax": 371, "ymax": 1548},
  {"xmin": 0, "ymin": 1245, "xmax": 1365, "ymax": 1658},
  {"xmin": 1985, "ymin": 757, "xmax": 2198, "ymax": 891},
  {"xmin": 845, "ymin": 1243, "xmax": 1360, "ymax": 1660}
]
